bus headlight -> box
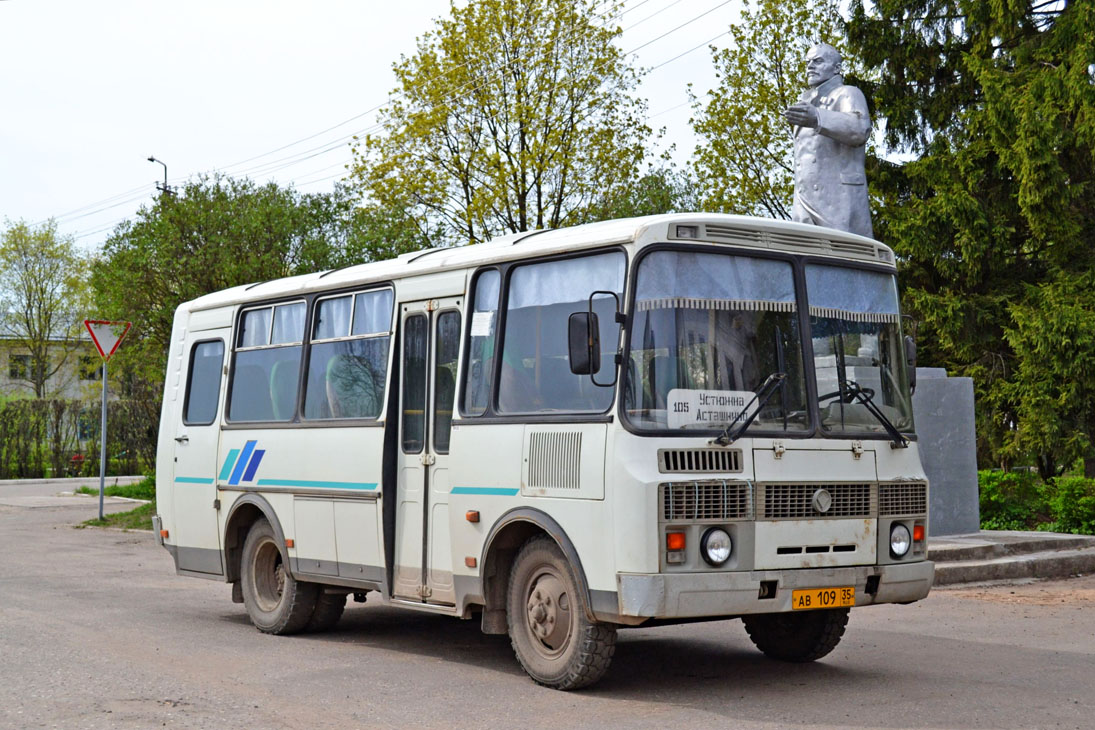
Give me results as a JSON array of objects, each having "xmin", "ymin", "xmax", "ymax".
[
  {"xmin": 701, "ymin": 528, "xmax": 732, "ymax": 566},
  {"xmin": 890, "ymin": 523, "xmax": 912, "ymax": 558}
]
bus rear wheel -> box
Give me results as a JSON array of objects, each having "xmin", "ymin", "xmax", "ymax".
[
  {"xmin": 742, "ymin": 607, "xmax": 849, "ymax": 662},
  {"xmin": 240, "ymin": 518, "xmax": 317, "ymax": 635},
  {"xmin": 506, "ymin": 536, "xmax": 616, "ymax": 690},
  {"xmin": 306, "ymin": 590, "xmax": 347, "ymax": 633}
]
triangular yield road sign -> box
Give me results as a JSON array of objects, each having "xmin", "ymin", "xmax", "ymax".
[{"xmin": 84, "ymin": 320, "xmax": 132, "ymax": 361}]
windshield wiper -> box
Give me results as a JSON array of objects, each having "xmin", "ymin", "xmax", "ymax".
[
  {"xmin": 841, "ymin": 381, "xmax": 909, "ymax": 449},
  {"xmin": 709, "ymin": 372, "xmax": 787, "ymax": 446}
]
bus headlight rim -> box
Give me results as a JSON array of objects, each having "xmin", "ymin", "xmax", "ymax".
[
  {"xmin": 890, "ymin": 523, "xmax": 912, "ymax": 558},
  {"xmin": 700, "ymin": 527, "xmax": 733, "ymax": 566}
]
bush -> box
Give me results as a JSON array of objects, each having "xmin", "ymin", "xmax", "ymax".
[
  {"xmin": 0, "ymin": 398, "xmax": 158, "ymax": 479},
  {"xmin": 1046, "ymin": 476, "xmax": 1095, "ymax": 535},
  {"xmin": 978, "ymin": 469, "xmax": 1050, "ymax": 531}
]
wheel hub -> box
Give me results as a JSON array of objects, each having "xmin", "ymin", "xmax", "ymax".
[{"xmin": 526, "ymin": 573, "xmax": 570, "ymax": 651}]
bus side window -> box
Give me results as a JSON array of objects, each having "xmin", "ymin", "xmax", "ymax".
[
  {"xmin": 498, "ymin": 252, "xmax": 625, "ymax": 414},
  {"xmin": 183, "ymin": 340, "xmax": 224, "ymax": 425},
  {"xmin": 304, "ymin": 289, "xmax": 393, "ymax": 420},
  {"xmin": 433, "ymin": 311, "xmax": 461, "ymax": 453},
  {"xmin": 402, "ymin": 314, "xmax": 428, "ymax": 452},
  {"xmin": 462, "ymin": 269, "xmax": 499, "ymax": 416},
  {"xmin": 228, "ymin": 301, "xmax": 305, "ymax": 422}
]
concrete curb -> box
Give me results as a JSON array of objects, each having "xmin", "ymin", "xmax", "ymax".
[
  {"xmin": 930, "ymin": 530, "xmax": 1095, "ymax": 586},
  {"xmin": 0, "ymin": 476, "xmax": 145, "ymax": 487},
  {"xmin": 934, "ymin": 548, "xmax": 1095, "ymax": 586}
]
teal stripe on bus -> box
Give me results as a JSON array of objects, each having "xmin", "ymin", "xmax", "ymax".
[
  {"xmin": 175, "ymin": 476, "xmax": 214, "ymax": 484},
  {"xmin": 451, "ymin": 486, "xmax": 520, "ymax": 496},
  {"xmin": 255, "ymin": 479, "xmax": 378, "ymax": 490},
  {"xmin": 218, "ymin": 449, "xmax": 240, "ymax": 481}
]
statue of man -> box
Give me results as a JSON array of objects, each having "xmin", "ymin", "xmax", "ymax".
[{"xmin": 783, "ymin": 43, "xmax": 873, "ymax": 238}]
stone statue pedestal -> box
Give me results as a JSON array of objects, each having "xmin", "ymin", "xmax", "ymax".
[{"xmin": 912, "ymin": 368, "xmax": 980, "ymax": 536}]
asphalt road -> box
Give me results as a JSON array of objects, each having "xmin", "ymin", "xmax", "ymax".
[{"xmin": 2, "ymin": 483, "xmax": 1093, "ymax": 730}]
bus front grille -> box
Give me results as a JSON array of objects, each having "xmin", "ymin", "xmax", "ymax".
[
  {"xmin": 661, "ymin": 481, "xmax": 753, "ymax": 521},
  {"xmin": 879, "ymin": 482, "xmax": 928, "ymax": 516},
  {"xmin": 757, "ymin": 483, "xmax": 875, "ymax": 519}
]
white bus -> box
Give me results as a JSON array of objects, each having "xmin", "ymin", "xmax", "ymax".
[{"xmin": 155, "ymin": 213, "xmax": 932, "ymax": 689}]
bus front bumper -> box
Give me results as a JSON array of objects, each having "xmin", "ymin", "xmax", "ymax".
[{"xmin": 615, "ymin": 560, "xmax": 934, "ymax": 619}]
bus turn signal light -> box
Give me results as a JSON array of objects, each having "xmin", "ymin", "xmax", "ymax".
[
  {"xmin": 285, "ymin": 538, "xmax": 295, "ymax": 548},
  {"xmin": 666, "ymin": 532, "xmax": 686, "ymax": 551},
  {"xmin": 465, "ymin": 510, "xmax": 480, "ymax": 523},
  {"xmin": 159, "ymin": 529, "xmax": 169, "ymax": 539},
  {"xmin": 913, "ymin": 525, "xmax": 925, "ymax": 542}
]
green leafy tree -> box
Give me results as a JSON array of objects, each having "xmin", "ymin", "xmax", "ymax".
[
  {"xmin": 691, "ymin": 0, "xmax": 849, "ymax": 217},
  {"xmin": 349, "ymin": 0, "xmax": 652, "ymax": 246},
  {"xmin": 581, "ymin": 165, "xmax": 697, "ymax": 221},
  {"xmin": 92, "ymin": 176, "xmax": 383, "ymax": 393},
  {"xmin": 0, "ymin": 219, "xmax": 91, "ymax": 398},
  {"xmin": 846, "ymin": 1, "xmax": 1095, "ymax": 475}
]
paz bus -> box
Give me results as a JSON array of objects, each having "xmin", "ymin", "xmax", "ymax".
[{"xmin": 154, "ymin": 213, "xmax": 933, "ymax": 690}]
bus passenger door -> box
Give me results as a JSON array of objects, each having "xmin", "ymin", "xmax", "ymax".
[
  {"xmin": 172, "ymin": 332, "xmax": 228, "ymax": 575},
  {"xmin": 393, "ymin": 298, "xmax": 462, "ymax": 603}
]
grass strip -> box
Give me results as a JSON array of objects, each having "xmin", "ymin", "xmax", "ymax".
[{"xmin": 81, "ymin": 501, "xmax": 156, "ymax": 531}]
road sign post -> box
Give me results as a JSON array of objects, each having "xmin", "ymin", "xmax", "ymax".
[{"xmin": 83, "ymin": 320, "xmax": 132, "ymax": 520}]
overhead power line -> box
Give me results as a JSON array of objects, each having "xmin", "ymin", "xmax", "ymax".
[{"xmin": 56, "ymin": 0, "xmax": 735, "ymax": 236}]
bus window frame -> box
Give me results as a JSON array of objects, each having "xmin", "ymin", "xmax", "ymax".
[
  {"xmin": 303, "ymin": 286, "xmax": 395, "ymax": 422},
  {"xmin": 618, "ymin": 242, "xmax": 817, "ymax": 440},
  {"xmin": 181, "ymin": 338, "xmax": 226, "ymax": 427},
  {"xmin": 222, "ymin": 284, "xmax": 396, "ymax": 430},
  {"xmin": 457, "ymin": 245, "xmax": 629, "ymax": 425},
  {"xmin": 800, "ymin": 256, "xmax": 917, "ymax": 441},
  {"xmin": 617, "ymin": 242, "xmax": 913, "ymax": 442}
]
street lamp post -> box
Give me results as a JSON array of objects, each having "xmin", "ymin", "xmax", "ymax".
[{"xmin": 147, "ymin": 156, "xmax": 169, "ymax": 195}]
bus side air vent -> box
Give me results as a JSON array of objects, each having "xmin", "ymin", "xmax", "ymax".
[
  {"xmin": 829, "ymin": 240, "xmax": 880, "ymax": 259},
  {"xmin": 879, "ymin": 482, "xmax": 928, "ymax": 516},
  {"xmin": 704, "ymin": 225, "xmax": 765, "ymax": 247},
  {"xmin": 765, "ymin": 232, "xmax": 832, "ymax": 253},
  {"xmin": 658, "ymin": 448, "xmax": 742, "ymax": 474},
  {"xmin": 527, "ymin": 431, "xmax": 582, "ymax": 490}
]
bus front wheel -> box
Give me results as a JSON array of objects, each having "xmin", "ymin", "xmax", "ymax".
[
  {"xmin": 240, "ymin": 518, "xmax": 318, "ymax": 634},
  {"xmin": 742, "ymin": 607, "xmax": 849, "ymax": 662},
  {"xmin": 506, "ymin": 535, "xmax": 616, "ymax": 690}
]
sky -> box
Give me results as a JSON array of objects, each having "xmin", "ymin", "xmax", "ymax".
[{"xmin": 0, "ymin": 0, "xmax": 742, "ymax": 253}]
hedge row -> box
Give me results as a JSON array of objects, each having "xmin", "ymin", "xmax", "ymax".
[
  {"xmin": 979, "ymin": 470, "xmax": 1095, "ymax": 535},
  {"xmin": 0, "ymin": 399, "xmax": 158, "ymax": 479}
]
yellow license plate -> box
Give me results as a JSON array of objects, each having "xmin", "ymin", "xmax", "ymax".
[{"xmin": 791, "ymin": 587, "xmax": 855, "ymax": 610}]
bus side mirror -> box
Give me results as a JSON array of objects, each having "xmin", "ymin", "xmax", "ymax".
[
  {"xmin": 568, "ymin": 312, "xmax": 601, "ymax": 375},
  {"xmin": 904, "ymin": 335, "xmax": 917, "ymax": 394}
]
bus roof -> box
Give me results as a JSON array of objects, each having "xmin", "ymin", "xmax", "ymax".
[{"xmin": 181, "ymin": 213, "xmax": 894, "ymax": 313}]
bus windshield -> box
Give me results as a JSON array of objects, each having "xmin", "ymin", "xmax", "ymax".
[
  {"xmin": 623, "ymin": 250, "xmax": 809, "ymax": 433},
  {"xmin": 806, "ymin": 264, "xmax": 914, "ymax": 435}
]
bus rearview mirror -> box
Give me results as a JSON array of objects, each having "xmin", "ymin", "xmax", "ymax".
[{"xmin": 568, "ymin": 312, "xmax": 601, "ymax": 375}]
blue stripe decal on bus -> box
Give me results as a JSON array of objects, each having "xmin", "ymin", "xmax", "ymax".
[
  {"xmin": 175, "ymin": 476, "xmax": 214, "ymax": 484},
  {"xmin": 256, "ymin": 479, "xmax": 378, "ymax": 490},
  {"xmin": 451, "ymin": 487, "xmax": 520, "ymax": 496},
  {"xmin": 218, "ymin": 449, "xmax": 240, "ymax": 481},
  {"xmin": 229, "ymin": 440, "xmax": 258, "ymax": 486},
  {"xmin": 241, "ymin": 450, "xmax": 265, "ymax": 483}
]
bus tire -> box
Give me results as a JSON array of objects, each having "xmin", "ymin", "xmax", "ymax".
[
  {"xmin": 305, "ymin": 590, "xmax": 347, "ymax": 633},
  {"xmin": 506, "ymin": 535, "xmax": 616, "ymax": 690},
  {"xmin": 240, "ymin": 518, "xmax": 318, "ymax": 635},
  {"xmin": 742, "ymin": 607, "xmax": 849, "ymax": 662}
]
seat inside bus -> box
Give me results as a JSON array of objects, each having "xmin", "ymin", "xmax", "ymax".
[{"xmin": 325, "ymin": 353, "xmax": 380, "ymax": 419}]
